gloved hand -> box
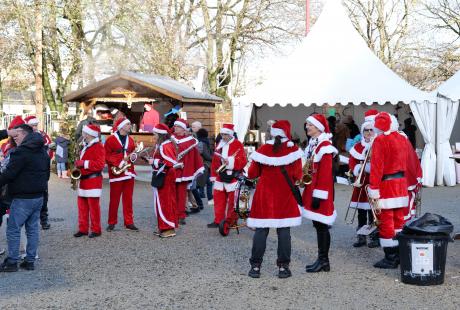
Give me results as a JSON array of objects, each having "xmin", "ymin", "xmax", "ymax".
[
  {"xmin": 312, "ymin": 197, "xmax": 321, "ymax": 210},
  {"xmin": 75, "ymin": 160, "xmax": 85, "ymax": 168}
]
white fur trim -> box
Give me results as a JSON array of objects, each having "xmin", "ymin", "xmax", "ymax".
[
  {"xmin": 364, "ymin": 115, "xmax": 376, "ymax": 122},
  {"xmin": 220, "ymin": 128, "xmax": 234, "ymax": 135},
  {"xmin": 313, "ymin": 145, "xmax": 338, "ymax": 162},
  {"xmin": 152, "ymin": 187, "xmax": 176, "ymax": 228},
  {"xmin": 380, "ymin": 238, "xmax": 399, "ymax": 247},
  {"xmin": 153, "ymin": 159, "xmax": 160, "ymax": 168},
  {"xmin": 353, "ymin": 164, "xmax": 362, "ymax": 177},
  {"xmin": 210, "ymin": 177, "xmax": 216, "ymax": 182},
  {"xmin": 226, "ymin": 156, "xmax": 235, "ymax": 170},
  {"xmin": 270, "ymin": 127, "xmax": 287, "ymax": 138},
  {"xmin": 287, "ymin": 141, "xmax": 294, "ymax": 147},
  {"xmin": 175, "ymin": 166, "xmax": 204, "ymax": 182},
  {"xmin": 306, "ymin": 116, "xmax": 325, "ymax": 132},
  {"xmin": 360, "ymin": 121, "xmax": 374, "ymax": 135},
  {"xmin": 302, "ymin": 209, "xmax": 337, "ymax": 225},
  {"xmin": 173, "ymin": 120, "xmax": 187, "ymax": 130},
  {"xmin": 265, "ymin": 138, "xmax": 288, "ymax": 145},
  {"xmin": 367, "ymin": 187, "xmax": 380, "ymax": 199},
  {"xmin": 78, "ymin": 188, "xmax": 102, "ymax": 197},
  {"xmin": 349, "ymin": 147, "xmax": 365, "ymax": 161},
  {"xmin": 79, "ymin": 138, "xmax": 100, "ymax": 159},
  {"xmin": 117, "ymin": 119, "xmax": 131, "ymax": 131},
  {"xmin": 153, "ymin": 127, "xmax": 168, "ymax": 135},
  {"xmin": 313, "ymin": 189, "xmax": 328, "ymax": 200},
  {"xmin": 27, "ymin": 117, "xmax": 39, "ymax": 125},
  {"xmin": 83, "ymin": 125, "xmax": 99, "ymax": 137},
  {"xmin": 213, "ymin": 180, "xmax": 238, "ymax": 192},
  {"xmin": 349, "ymin": 201, "xmax": 371, "ymax": 210},
  {"xmin": 364, "ymin": 163, "xmax": 371, "ymax": 173},
  {"xmin": 84, "ymin": 160, "xmax": 90, "ymax": 169},
  {"xmin": 250, "ymin": 149, "xmax": 303, "ymax": 166},
  {"xmin": 247, "ymin": 216, "xmax": 302, "ymax": 228},
  {"xmin": 109, "ymin": 175, "xmax": 134, "ymax": 183},
  {"xmin": 378, "ymin": 196, "xmax": 409, "ymax": 209},
  {"xmin": 172, "ymin": 135, "xmax": 194, "ymax": 144}
]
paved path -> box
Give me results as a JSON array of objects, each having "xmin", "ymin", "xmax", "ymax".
[{"xmin": 0, "ymin": 175, "xmax": 459, "ymax": 309}]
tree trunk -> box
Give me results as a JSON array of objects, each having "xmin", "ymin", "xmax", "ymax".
[{"xmin": 34, "ymin": 0, "xmax": 44, "ymax": 130}]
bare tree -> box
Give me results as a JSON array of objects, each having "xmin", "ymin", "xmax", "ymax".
[{"xmin": 424, "ymin": 0, "xmax": 460, "ymax": 37}]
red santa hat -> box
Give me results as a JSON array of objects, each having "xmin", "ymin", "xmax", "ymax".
[
  {"xmin": 374, "ymin": 112, "xmax": 392, "ymax": 134},
  {"xmin": 364, "ymin": 109, "xmax": 379, "ymax": 122},
  {"xmin": 173, "ymin": 118, "xmax": 188, "ymax": 130},
  {"xmin": 8, "ymin": 116, "xmax": 25, "ymax": 129},
  {"xmin": 220, "ymin": 123, "xmax": 234, "ymax": 136},
  {"xmin": 306, "ymin": 114, "xmax": 330, "ymax": 133},
  {"xmin": 24, "ymin": 115, "xmax": 39, "ymax": 126},
  {"xmin": 113, "ymin": 117, "xmax": 131, "ymax": 131},
  {"xmin": 153, "ymin": 123, "xmax": 170, "ymax": 135},
  {"xmin": 270, "ymin": 120, "xmax": 295, "ymax": 147},
  {"xmin": 83, "ymin": 124, "xmax": 101, "ymax": 137}
]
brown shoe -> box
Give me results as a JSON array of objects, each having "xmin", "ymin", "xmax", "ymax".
[{"xmin": 159, "ymin": 230, "xmax": 176, "ymax": 238}]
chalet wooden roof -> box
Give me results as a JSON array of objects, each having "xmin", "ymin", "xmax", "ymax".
[{"xmin": 63, "ymin": 71, "xmax": 223, "ymax": 104}]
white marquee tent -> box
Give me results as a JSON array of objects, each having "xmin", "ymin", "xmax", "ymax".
[
  {"xmin": 436, "ymin": 71, "xmax": 460, "ymax": 186},
  {"xmin": 233, "ymin": 0, "xmax": 436, "ymax": 186}
]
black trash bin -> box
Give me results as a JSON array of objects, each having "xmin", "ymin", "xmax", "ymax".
[{"xmin": 397, "ymin": 213, "xmax": 453, "ymax": 286}]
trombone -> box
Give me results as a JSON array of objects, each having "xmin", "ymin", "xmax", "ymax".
[{"xmin": 344, "ymin": 146, "xmax": 372, "ymax": 224}]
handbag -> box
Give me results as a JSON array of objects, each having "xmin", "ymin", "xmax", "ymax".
[
  {"xmin": 151, "ymin": 171, "xmax": 166, "ymax": 188},
  {"xmin": 219, "ymin": 170, "xmax": 239, "ymax": 183}
]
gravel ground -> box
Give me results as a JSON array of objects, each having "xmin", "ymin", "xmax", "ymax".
[{"xmin": 0, "ymin": 175, "xmax": 459, "ymax": 309}]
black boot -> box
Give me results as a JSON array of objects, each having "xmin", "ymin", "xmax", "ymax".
[
  {"xmin": 353, "ymin": 235, "xmax": 366, "ymax": 248},
  {"xmin": 278, "ymin": 265, "xmax": 292, "ymax": 279},
  {"xmin": 367, "ymin": 230, "xmax": 380, "ymax": 248},
  {"xmin": 374, "ymin": 247, "xmax": 399, "ymax": 269},
  {"xmin": 248, "ymin": 264, "xmax": 261, "ymax": 278},
  {"xmin": 307, "ymin": 230, "xmax": 330, "ymax": 273}
]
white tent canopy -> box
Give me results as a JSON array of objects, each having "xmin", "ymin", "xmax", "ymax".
[
  {"xmin": 436, "ymin": 71, "xmax": 460, "ymax": 186},
  {"xmin": 234, "ymin": 0, "xmax": 436, "ymax": 186}
]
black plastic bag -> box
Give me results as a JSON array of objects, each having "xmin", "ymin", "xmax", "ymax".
[{"xmin": 402, "ymin": 213, "xmax": 454, "ymax": 236}]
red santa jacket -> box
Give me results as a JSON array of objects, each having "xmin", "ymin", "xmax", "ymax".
[
  {"xmin": 210, "ymin": 137, "xmax": 247, "ymax": 192},
  {"xmin": 78, "ymin": 138, "xmax": 105, "ymax": 198},
  {"xmin": 247, "ymin": 139, "xmax": 303, "ymax": 228},
  {"xmin": 348, "ymin": 141, "xmax": 371, "ymax": 210},
  {"xmin": 40, "ymin": 130, "xmax": 54, "ymax": 159},
  {"xmin": 172, "ymin": 134, "xmax": 204, "ymax": 183},
  {"xmin": 104, "ymin": 132, "xmax": 136, "ymax": 182},
  {"xmin": 302, "ymin": 134, "xmax": 338, "ymax": 225},
  {"xmin": 368, "ymin": 132, "xmax": 409, "ymax": 209}
]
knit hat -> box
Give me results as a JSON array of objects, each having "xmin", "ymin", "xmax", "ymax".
[
  {"xmin": 8, "ymin": 116, "xmax": 25, "ymax": 129},
  {"xmin": 173, "ymin": 118, "xmax": 188, "ymax": 130},
  {"xmin": 374, "ymin": 112, "xmax": 392, "ymax": 134},
  {"xmin": 113, "ymin": 117, "xmax": 131, "ymax": 131},
  {"xmin": 24, "ymin": 115, "xmax": 39, "ymax": 126},
  {"xmin": 153, "ymin": 123, "xmax": 170, "ymax": 135},
  {"xmin": 270, "ymin": 120, "xmax": 294, "ymax": 147},
  {"xmin": 220, "ymin": 123, "xmax": 234, "ymax": 136},
  {"xmin": 306, "ymin": 114, "xmax": 330, "ymax": 133},
  {"xmin": 364, "ymin": 109, "xmax": 379, "ymax": 122},
  {"xmin": 83, "ymin": 124, "xmax": 101, "ymax": 137}
]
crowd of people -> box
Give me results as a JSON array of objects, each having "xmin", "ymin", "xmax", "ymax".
[{"xmin": 0, "ymin": 107, "xmax": 422, "ymax": 280}]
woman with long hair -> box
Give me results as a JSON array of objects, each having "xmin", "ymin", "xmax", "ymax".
[
  {"xmin": 247, "ymin": 120, "xmax": 303, "ymax": 279},
  {"xmin": 149, "ymin": 123, "xmax": 182, "ymax": 238}
]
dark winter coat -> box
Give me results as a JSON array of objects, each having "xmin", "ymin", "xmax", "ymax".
[{"xmin": 55, "ymin": 136, "xmax": 71, "ymax": 163}]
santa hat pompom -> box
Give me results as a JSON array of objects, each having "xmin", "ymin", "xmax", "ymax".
[{"xmin": 374, "ymin": 112, "xmax": 392, "ymax": 134}]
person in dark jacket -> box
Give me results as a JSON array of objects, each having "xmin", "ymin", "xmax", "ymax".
[
  {"xmin": 196, "ymin": 128, "xmax": 213, "ymax": 204},
  {"xmin": 402, "ymin": 117, "xmax": 417, "ymax": 149},
  {"xmin": 344, "ymin": 115, "xmax": 360, "ymax": 139},
  {"xmin": 54, "ymin": 134, "xmax": 71, "ymax": 178},
  {"xmin": 0, "ymin": 124, "xmax": 50, "ymax": 272}
]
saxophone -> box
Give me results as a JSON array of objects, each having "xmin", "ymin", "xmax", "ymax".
[{"xmin": 296, "ymin": 147, "xmax": 316, "ymax": 187}]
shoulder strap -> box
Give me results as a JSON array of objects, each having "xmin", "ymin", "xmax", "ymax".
[{"xmin": 280, "ymin": 166, "xmax": 303, "ymax": 207}]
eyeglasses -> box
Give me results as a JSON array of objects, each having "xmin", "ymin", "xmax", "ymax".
[{"xmin": 363, "ymin": 128, "xmax": 373, "ymax": 132}]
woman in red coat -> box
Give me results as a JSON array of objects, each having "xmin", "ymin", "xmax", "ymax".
[
  {"xmin": 247, "ymin": 120, "xmax": 303, "ymax": 279},
  {"xmin": 149, "ymin": 124, "xmax": 183, "ymax": 238},
  {"xmin": 302, "ymin": 114, "xmax": 338, "ymax": 273}
]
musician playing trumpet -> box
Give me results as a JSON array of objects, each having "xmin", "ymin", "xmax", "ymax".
[
  {"xmin": 348, "ymin": 112, "xmax": 377, "ymax": 248},
  {"xmin": 208, "ymin": 124, "xmax": 247, "ymax": 228},
  {"xmin": 73, "ymin": 124, "xmax": 105, "ymax": 238},
  {"xmin": 104, "ymin": 118, "xmax": 139, "ymax": 232},
  {"xmin": 367, "ymin": 112, "xmax": 409, "ymax": 269},
  {"xmin": 302, "ymin": 114, "xmax": 338, "ymax": 273}
]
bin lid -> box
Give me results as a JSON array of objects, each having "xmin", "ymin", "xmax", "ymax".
[{"xmin": 402, "ymin": 213, "xmax": 454, "ymax": 236}]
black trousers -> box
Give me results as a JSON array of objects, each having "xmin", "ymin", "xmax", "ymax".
[
  {"xmin": 357, "ymin": 209, "xmax": 373, "ymax": 228},
  {"xmin": 40, "ymin": 189, "xmax": 49, "ymax": 223},
  {"xmin": 250, "ymin": 227, "xmax": 291, "ymax": 267}
]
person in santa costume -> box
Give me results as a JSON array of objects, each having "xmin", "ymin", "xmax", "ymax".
[
  {"xmin": 247, "ymin": 120, "xmax": 303, "ymax": 279},
  {"xmin": 24, "ymin": 115, "xmax": 52, "ymax": 230},
  {"xmin": 302, "ymin": 114, "xmax": 338, "ymax": 273},
  {"xmin": 73, "ymin": 124, "xmax": 105, "ymax": 238},
  {"xmin": 104, "ymin": 117, "xmax": 139, "ymax": 231},
  {"xmin": 367, "ymin": 112, "xmax": 409, "ymax": 269},
  {"xmin": 208, "ymin": 123, "xmax": 247, "ymax": 228},
  {"xmin": 172, "ymin": 119, "xmax": 204, "ymax": 225},
  {"xmin": 347, "ymin": 110, "xmax": 378, "ymax": 248},
  {"xmin": 389, "ymin": 115, "xmax": 423, "ymax": 222},
  {"xmin": 149, "ymin": 123, "xmax": 183, "ymax": 238}
]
